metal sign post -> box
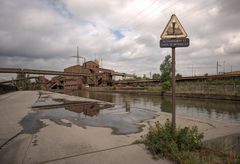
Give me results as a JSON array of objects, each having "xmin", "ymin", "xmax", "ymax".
[
  {"xmin": 171, "ymin": 47, "xmax": 176, "ymax": 128},
  {"xmin": 160, "ymin": 14, "xmax": 190, "ymax": 129}
]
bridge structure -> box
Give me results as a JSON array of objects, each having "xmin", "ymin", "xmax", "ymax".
[
  {"xmin": 114, "ymin": 79, "xmax": 161, "ymax": 85},
  {"xmin": 0, "ymin": 68, "xmax": 96, "ymax": 77},
  {"xmin": 114, "ymin": 73, "xmax": 240, "ymax": 85},
  {"xmin": 0, "ymin": 67, "xmax": 136, "ymax": 90},
  {"xmin": 1, "ymin": 67, "xmax": 239, "ymax": 88},
  {"xmin": 175, "ymin": 73, "xmax": 240, "ymax": 82},
  {"xmin": 0, "ymin": 76, "xmax": 38, "ymax": 84},
  {"xmin": 0, "ymin": 67, "xmax": 135, "ymax": 77}
]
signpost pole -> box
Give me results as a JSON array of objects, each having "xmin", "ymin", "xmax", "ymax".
[
  {"xmin": 160, "ymin": 14, "xmax": 189, "ymax": 129},
  {"xmin": 172, "ymin": 47, "xmax": 176, "ymax": 129}
]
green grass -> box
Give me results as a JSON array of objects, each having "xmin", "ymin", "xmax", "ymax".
[
  {"xmin": 176, "ymin": 80, "xmax": 240, "ymax": 96},
  {"xmin": 178, "ymin": 78, "xmax": 240, "ymax": 86},
  {"xmin": 146, "ymin": 86, "xmax": 162, "ymax": 92}
]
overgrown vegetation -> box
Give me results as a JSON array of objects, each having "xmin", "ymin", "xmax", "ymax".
[
  {"xmin": 152, "ymin": 73, "xmax": 161, "ymax": 80},
  {"xmin": 16, "ymin": 73, "xmax": 40, "ymax": 90},
  {"xmin": 160, "ymin": 55, "xmax": 172, "ymax": 83},
  {"xmin": 176, "ymin": 80, "xmax": 240, "ymax": 96},
  {"xmin": 159, "ymin": 55, "xmax": 172, "ymax": 95},
  {"xmin": 161, "ymin": 81, "xmax": 171, "ymax": 95},
  {"xmin": 138, "ymin": 120, "xmax": 240, "ymax": 163},
  {"xmin": 178, "ymin": 78, "xmax": 240, "ymax": 86},
  {"xmin": 141, "ymin": 120, "xmax": 203, "ymax": 161}
]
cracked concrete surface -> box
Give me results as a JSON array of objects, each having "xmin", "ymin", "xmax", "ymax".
[{"xmin": 0, "ymin": 91, "xmax": 239, "ymax": 164}]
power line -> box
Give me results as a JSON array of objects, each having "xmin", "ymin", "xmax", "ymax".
[
  {"xmin": 98, "ymin": 0, "xmax": 161, "ymax": 41},
  {"xmin": 135, "ymin": 0, "xmax": 217, "ymax": 31},
  {"xmin": 119, "ymin": 0, "xmax": 160, "ymax": 27}
]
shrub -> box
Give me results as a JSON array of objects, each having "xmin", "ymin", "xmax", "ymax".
[
  {"xmin": 161, "ymin": 81, "xmax": 171, "ymax": 95},
  {"xmin": 140, "ymin": 120, "xmax": 240, "ymax": 163},
  {"xmin": 176, "ymin": 126, "xmax": 204, "ymax": 151},
  {"xmin": 143, "ymin": 120, "xmax": 178, "ymax": 160},
  {"xmin": 142, "ymin": 119, "xmax": 204, "ymax": 161}
]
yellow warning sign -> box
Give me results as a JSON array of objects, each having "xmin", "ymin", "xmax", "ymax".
[{"xmin": 161, "ymin": 14, "xmax": 187, "ymax": 39}]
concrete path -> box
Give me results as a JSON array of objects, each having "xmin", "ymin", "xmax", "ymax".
[
  {"xmin": 1, "ymin": 91, "xmax": 239, "ymax": 164},
  {"xmin": 0, "ymin": 91, "xmax": 171, "ymax": 164},
  {"xmin": 0, "ymin": 91, "xmax": 39, "ymax": 146}
]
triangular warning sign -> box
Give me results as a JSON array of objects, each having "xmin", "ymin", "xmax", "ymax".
[{"xmin": 161, "ymin": 14, "xmax": 187, "ymax": 39}]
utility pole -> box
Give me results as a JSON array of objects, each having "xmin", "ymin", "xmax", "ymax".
[
  {"xmin": 223, "ymin": 61, "xmax": 225, "ymax": 73},
  {"xmin": 71, "ymin": 46, "xmax": 86, "ymax": 65},
  {"xmin": 192, "ymin": 64, "xmax": 194, "ymax": 77},
  {"xmin": 77, "ymin": 46, "xmax": 79, "ymax": 65},
  {"xmin": 216, "ymin": 61, "xmax": 222, "ymax": 75}
]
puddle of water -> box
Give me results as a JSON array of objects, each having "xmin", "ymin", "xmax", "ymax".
[
  {"xmin": 32, "ymin": 95, "xmax": 63, "ymax": 107},
  {"xmin": 19, "ymin": 97, "xmax": 158, "ymax": 135}
]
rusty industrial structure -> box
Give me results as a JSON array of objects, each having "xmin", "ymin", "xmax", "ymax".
[
  {"xmin": 0, "ymin": 60, "xmax": 135, "ymax": 90},
  {"xmin": 1, "ymin": 63, "xmax": 240, "ymax": 91},
  {"xmin": 64, "ymin": 60, "xmax": 114, "ymax": 90}
]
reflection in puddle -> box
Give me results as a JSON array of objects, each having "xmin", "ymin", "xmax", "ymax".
[
  {"xmin": 20, "ymin": 97, "xmax": 158, "ymax": 135},
  {"xmin": 125, "ymin": 101, "xmax": 130, "ymax": 112},
  {"xmin": 64, "ymin": 101, "xmax": 109, "ymax": 117},
  {"xmin": 33, "ymin": 100, "xmax": 112, "ymax": 117}
]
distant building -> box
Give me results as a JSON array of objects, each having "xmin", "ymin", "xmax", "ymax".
[
  {"xmin": 64, "ymin": 60, "xmax": 113, "ymax": 90},
  {"xmin": 49, "ymin": 76, "xmax": 65, "ymax": 89},
  {"xmin": 36, "ymin": 76, "xmax": 49, "ymax": 90}
]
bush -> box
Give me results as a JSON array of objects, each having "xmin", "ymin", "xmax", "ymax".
[
  {"xmin": 140, "ymin": 120, "xmax": 240, "ymax": 163},
  {"xmin": 142, "ymin": 119, "xmax": 204, "ymax": 161},
  {"xmin": 161, "ymin": 81, "xmax": 171, "ymax": 95},
  {"xmin": 143, "ymin": 120, "xmax": 178, "ymax": 160},
  {"xmin": 176, "ymin": 126, "xmax": 204, "ymax": 151}
]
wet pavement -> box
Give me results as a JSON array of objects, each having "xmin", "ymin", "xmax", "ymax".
[
  {"xmin": 0, "ymin": 91, "xmax": 239, "ymax": 164},
  {"xmin": 20, "ymin": 93, "xmax": 158, "ymax": 135},
  {"xmin": 0, "ymin": 91, "xmax": 173, "ymax": 164}
]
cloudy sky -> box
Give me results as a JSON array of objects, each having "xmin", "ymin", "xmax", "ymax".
[{"xmin": 0, "ymin": 0, "xmax": 240, "ymax": 80}]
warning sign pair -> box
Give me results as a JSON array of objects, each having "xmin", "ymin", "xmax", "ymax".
[{"xmin": 160, "ymin": 14, "xmax": 189, "ymax": 48}]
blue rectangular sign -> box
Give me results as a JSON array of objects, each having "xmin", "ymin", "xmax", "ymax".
[{"xmin": 160, "ymin": 38, "xmax": 189, "ymax": 48}]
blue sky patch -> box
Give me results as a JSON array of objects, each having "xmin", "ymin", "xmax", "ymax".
[
  {"xmin": 41, "ymin": 0, "xmax": 73, "ymax": 18},
  {"xmin": 110, "ymin": 28, "xmax": 124, "ymax": 40}
]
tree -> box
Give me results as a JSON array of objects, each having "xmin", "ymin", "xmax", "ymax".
[
  {"xmin": 176, "ymin": 73, "xmax": 182, "ymax": 79},
  {"xmin": 152, "ymin": 73, "xmax": 161, "ymax": 80},
  {"xmin": 143, "ymin": 74, "xmax": 147, "ymax": 79},
  {"xmin": 16, "ymin": 73, "xmax": 31, "ymax": 90},
  {"xmin": 160, "ymin": 55, "xmax": 172, "ymax": 83},
  {"xmin": 160, "ymin": 55, "xmax": 172, "ymax": 95}
]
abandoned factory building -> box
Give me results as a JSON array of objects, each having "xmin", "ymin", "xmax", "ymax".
[{"xmin": 64, "ymin": 60, "xmax": 113, "ymax": 90}]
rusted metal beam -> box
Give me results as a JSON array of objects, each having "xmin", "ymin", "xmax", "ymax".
[
  {"xmin": 0, "ymin": 76, "xmax": 38, "ymax": 84},
  {"xmin": 111, "ymin": 72, "xmax": 136, "ymax": 77},
  {"xmin": 0, "ymin": 68, "xmax": 95, "ymax": 77}
]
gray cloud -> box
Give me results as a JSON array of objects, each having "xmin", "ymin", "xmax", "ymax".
[{"xmin": 0, "ymin": 0, "xmax": 240, "ymax": 79}]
